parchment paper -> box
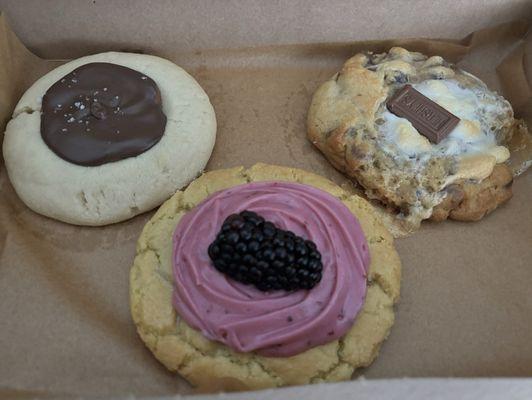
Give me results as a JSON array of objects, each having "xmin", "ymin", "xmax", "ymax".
[{"xmin": 0, "ymin": 10, "xmax": 531, "ymax": 400}]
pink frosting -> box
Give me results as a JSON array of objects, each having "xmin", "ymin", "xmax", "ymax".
[{"xmin": 172, "ymin": 181, "xmax": 370, "ymax": 357}]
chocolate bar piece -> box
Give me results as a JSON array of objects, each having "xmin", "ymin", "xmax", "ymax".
[{"xmin": 386, "ymin": 85, "xmax": 460, "ymax": 143}]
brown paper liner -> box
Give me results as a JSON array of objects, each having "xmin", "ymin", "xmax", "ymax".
[{"xmin": 0, "ymin": 13, "xmax": 531, "ymax": 398}]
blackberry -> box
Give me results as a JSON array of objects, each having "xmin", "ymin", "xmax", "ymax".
[{"xmin": 208, "ymin": 210, "xmax": 323, "ymax": 292}]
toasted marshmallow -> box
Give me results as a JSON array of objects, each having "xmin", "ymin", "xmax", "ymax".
[
  {"xmin": 379, "ymin": 79, "xmax": 510, "ymax": 181},
  {"xmin": 446, "ymin": 154, "xmax": 497, "ymax": 184},
  {"xmin": 383, "ymin": 113, "xmax": 432, "ymax": 155}
]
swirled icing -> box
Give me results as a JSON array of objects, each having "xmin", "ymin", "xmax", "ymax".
[{"xmin": 172, "ymin": 181, "xmax": 370, "ymax": 357}]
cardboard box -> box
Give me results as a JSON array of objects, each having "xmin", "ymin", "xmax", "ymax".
[{"xmin": 0, "ymin": 1, "xmax": 531, "ymax": 398}]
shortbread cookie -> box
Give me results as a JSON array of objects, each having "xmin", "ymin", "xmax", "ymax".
[
  {"xmin": 3, "ymin": 52, "xmax": 216, "ymax": 225},
  {"xmin": 130, "ymin": 163, "xmax": 401, "ymax": 392},
  {"xmin": 308, "ymin": 47, "xmax": 522, "ymax": 230}
]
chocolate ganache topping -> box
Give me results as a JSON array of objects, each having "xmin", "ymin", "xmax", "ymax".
[{"xmin": 41, "ymin": 62, "xmax": 167, "ymax": 166}]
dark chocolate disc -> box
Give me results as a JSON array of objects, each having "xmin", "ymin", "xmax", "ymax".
[{"xmin": 41, "ymin": 62, "xmax": 167, "ymax": 166}]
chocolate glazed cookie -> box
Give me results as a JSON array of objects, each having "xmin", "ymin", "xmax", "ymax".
[{"xmin": 3, "ymin": 52, "xmax": 216, "ymax": 226}]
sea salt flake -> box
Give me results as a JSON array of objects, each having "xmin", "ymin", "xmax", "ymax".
[
  {"xmin": 67, "ymin": 117, "xmax": 75, "ymax": 123},
  {"xmin": 103, "ymin": 87, "xmax": 108, "ymax": 91},
  {"xmin": 141, "ymin": 76, "xmax": 147, "ymax": 80}
]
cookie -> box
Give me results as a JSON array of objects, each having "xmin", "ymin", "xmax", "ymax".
[
  {"xmin": 308, "ymin": 47, "xmax": 521, "ymax": 230},
  {"xmin": 3, "ymin": 52, "xmax": 216, "ymax": 225},
  {"xmin": 130, "ymin": 163, "xmax": 401, "ymax": 391}
]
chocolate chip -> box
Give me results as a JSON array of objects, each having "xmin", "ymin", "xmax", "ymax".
[
  {"xmin": 393, "ymin": 72, "xmax": 408, "ymax": 84},
  {"xmin": 385, "ymin": 71, "xmax": 408, "ymax": 83},
  {"xmin": 364, "ymin": 53, "xmax": 375, "ymax": 65}
]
